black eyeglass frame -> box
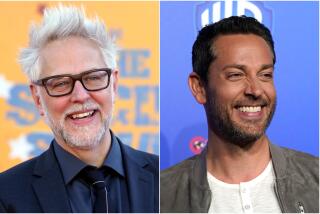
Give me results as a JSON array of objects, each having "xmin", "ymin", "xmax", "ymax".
[{"xmin": 32, "ymin": 68, "xmax": 113, "ymax": 97}]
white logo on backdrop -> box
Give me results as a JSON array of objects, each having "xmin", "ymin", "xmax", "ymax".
[{"xmin": 200, "ymin": 0, "xmax": 263, "ymax": 27}]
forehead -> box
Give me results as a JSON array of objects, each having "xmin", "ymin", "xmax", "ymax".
[
  {"xmin": 39, "ymin": 36, "xmax": 106, "ymax": 77},
  {"xmin": 211, "ymin": 34, "xmax": 274, "ymax": 66}
]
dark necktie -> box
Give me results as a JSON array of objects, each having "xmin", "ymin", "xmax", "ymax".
[{"xmin": 81, "ymin": 166, "xmax": 108, "ymax": 213}]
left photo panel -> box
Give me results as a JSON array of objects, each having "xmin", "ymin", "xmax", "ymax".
[{"xmin": 0, "ymin": 2, "xmax": 159, "ymax": 213}]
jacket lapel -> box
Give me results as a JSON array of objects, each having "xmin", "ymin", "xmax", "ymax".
[
  {"xmin": 269, "ymin": 143, "xmax": 287, "ymax": 180},
  {"xmin": 32, "ymin": 143, "xmax": 71, "ymax": 212},
  {"xmin": 118, "ymin": 140, "xmax": 155, "ymax": 213},
  {"xmin": 190, "ymin": 148, "xmax": 211, "ymax": 213}
]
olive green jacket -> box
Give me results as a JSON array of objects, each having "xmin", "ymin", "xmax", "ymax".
[{"xmin": 160, "ymin": 143, "xmax": 319, "ymax": 213}]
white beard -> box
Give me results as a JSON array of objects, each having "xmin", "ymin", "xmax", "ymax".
[{"xmin": 40, "ymin": 96, "xmax": 113, "ymax": 150}]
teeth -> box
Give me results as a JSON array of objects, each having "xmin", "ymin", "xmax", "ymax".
[
  {"xmin": 238, "ymin": 106, "xmax": 261, "ymax": 113},
  {"xmin": 70, "ymin": 111, "xmax": 94, "ymax": 119}
]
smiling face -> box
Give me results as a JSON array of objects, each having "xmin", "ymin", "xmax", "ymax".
[
  {"xmin": 30, "ymin": 36, "xmax": 118, "ymax": 150},
  {"xmin": 190, "ymin": 34, "xmax": 276, "ymax": 147}
]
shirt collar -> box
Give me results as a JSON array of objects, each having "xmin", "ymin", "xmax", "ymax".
[
  {"xmin": 53, "ymin": 130, "xmax": 125, "ymax": 185},
  {"xmin": 53, "ymin": 140, "xmax": 86, "ymax": 184},
  {"xmin": 102, "ymin": 131, "xmax": 125, "ymax": 177}
]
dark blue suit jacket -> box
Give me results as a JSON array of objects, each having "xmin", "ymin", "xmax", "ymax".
[{"xmin": 0, "ymin": 135, "xmax": 159, "ymax": 213}]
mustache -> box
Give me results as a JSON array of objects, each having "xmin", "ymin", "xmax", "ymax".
[
  {"xmin": 63, "ymin": 102, "xmax": 100, "ymax": 117},
  {"xmin": 234, "ymin": 97, "xmax": 269, "ymax": 107}
]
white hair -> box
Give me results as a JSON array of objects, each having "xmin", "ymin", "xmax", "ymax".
[{"xmin": 19, "ymin": 4, "xmax": 117, "ymax": 81}]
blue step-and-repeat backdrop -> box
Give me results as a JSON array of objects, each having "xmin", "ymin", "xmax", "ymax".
[{"xmin": 160, "ymin": 1, "xmax": 319, "ymax": 169}]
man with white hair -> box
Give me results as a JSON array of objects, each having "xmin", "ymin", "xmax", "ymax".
[{"xmin": 0, "ymin": 5, "xmax": 158, "ymax": 213}]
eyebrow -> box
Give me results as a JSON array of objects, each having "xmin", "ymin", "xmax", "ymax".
[{"xmin": 222, "ymin": 64, "xmax": 274, "ymax": 71}]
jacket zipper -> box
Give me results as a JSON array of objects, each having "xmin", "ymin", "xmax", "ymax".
[
  {"xmin": 274, "ymin": 182, "xmax": 285, "ymax": 212},
  {"xmin": 274, "ymin": 183, "xmax": 306, "ymax": 213},
  {"xmin": 298, "ymin": 202, "xmax": 305, "ymax": 213}
]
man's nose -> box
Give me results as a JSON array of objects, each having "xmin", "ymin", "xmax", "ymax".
[
  {"xmin": 69, "ymin": 80, "xmax": 90, "ymax": 102},
  {"xmin": 244, "ymin": 77, "xmax": 263, "ymax": 98}
]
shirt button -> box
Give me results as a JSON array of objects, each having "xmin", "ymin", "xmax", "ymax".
[{"xmin": 244, "ymin": 205, "xmax": 251, "ymax": 210}]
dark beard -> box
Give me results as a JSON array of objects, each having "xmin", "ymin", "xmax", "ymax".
[{"xmin": 204, "ymin": 88, "xmax": 276, "ymax": 148}]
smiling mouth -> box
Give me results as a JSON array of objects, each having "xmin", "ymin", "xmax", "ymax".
[
  {"xmin": 68, "ymin": 110, "xmax": 97, "ymax": 120},
  {"xmin": 237, "ymin": 106, "xmax": 262, "ymax": 113}
]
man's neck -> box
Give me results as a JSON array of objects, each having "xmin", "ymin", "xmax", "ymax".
[
  {"xmin": 55, "ymin": 131, "xmax": 111, "ymax": 168},
  {"xmin": 206, "ymin": 132, "xmax": 271, "ymax": 184}
]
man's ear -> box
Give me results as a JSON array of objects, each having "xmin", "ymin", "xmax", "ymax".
[
  {"xmin": 113, "ymin": 70, "xmax": 119, "ymax": 93},
  {"xmin": 111, "ymin": 69, "xmax": 119, "ymax": 99},
  {"xmin": 188, "ymin": 72, "xmax": 207, "ymax": 104},
  {"xmin": 30, "ymin": 84, "xmax": 45, "ymax": 116}
]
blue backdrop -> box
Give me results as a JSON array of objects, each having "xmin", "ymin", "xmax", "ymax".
[{"xmin": 160, "ymin": 1, "xmax": 319, "ymax": 170}]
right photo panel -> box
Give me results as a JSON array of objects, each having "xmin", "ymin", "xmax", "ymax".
[{"xmin": 160, "ymin": 1, "xmax": 319, "ymax": 213}]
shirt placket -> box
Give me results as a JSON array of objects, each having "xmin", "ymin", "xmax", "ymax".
[{"xmin": 240, "ymin": 183, "xmax": 253, "ymax": 213}]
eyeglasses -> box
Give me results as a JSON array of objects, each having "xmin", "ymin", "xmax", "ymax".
[{"xmin": 33, "ymin": 68, "xmax": 112, "ymax": 97}]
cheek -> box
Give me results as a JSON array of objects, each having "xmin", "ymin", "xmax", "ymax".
[
  {"xmin": 213, "ymin": 83, "xmax": 243, "ymax": 104},
  {"xmin": 42, "ymin": 96, "xmax": 70, "ymax": 118},
  {"xmin": 262, "ymin": 83, "xmax": 276, "ymax": 101},
  {"xmin": 91, "ymin": 91, "xmax": 115, "ymax": 110}
]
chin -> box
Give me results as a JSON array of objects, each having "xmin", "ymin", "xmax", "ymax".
[
  {"xmin": 227, "ymin": 134, "xmax": 263, "ymax": 149},
  {"xmin": 61, "ymin": 126, "xmax": 107, "ymax": 150},
  {"xmin": 66, "ymin": 140, "xmax": 102, "ymax": 150},
  {"xmin": 222, "ymin": 124, "xmax": 266, "ymax": 148}
]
